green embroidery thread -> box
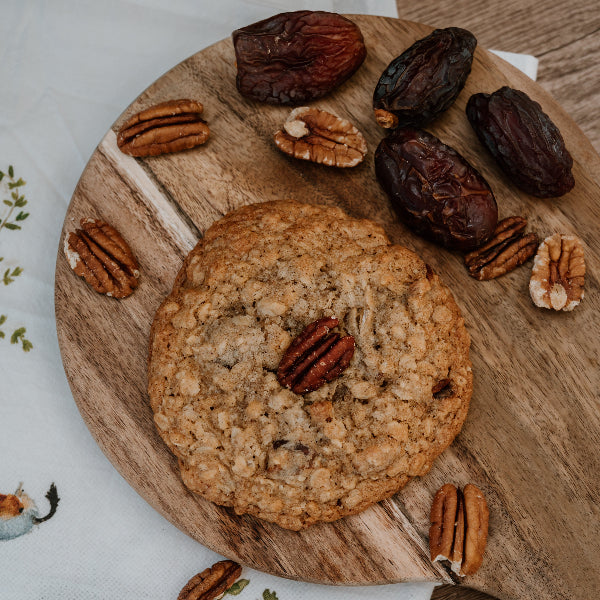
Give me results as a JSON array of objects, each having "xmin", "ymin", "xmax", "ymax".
[
  {"xmin": 0, "ymin": 166, "xmax": 29, "ymax": 236},
  {"xmin": 225, "ymin": 580, "xmax": 250, "ymax": 596},
  {"xmin": 10, "ymin": 326, "xmax": 33, "ymax": 352},
  {"xmin": 0, "ymin": 165, "xmax": 32, "ymax": 352},
  {"xmin": 2, "ymin": 260, "xmax": 23, "ymax": 285},
  {"xmin": 262, "ymin": 590, "xmax": 279, "ymax": 600}
]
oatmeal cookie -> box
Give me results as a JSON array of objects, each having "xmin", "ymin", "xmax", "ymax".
[{"xmin": 148, "ymin": 200, "xmax": 472, "ymax": 530}]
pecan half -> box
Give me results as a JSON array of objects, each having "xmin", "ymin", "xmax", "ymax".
[
  {"xmin": 429, "ymin": 483, "xmax": 489, "ymax": 577},
  {"xmin": 450, "ymin": 489, "xmax": 465, "ymax": 574},
  {"xmin": 274, "ymin": 107, "xmax": 367, "ymax": 167},
  {"xmin": 460, "ymin": 484, "xmax": 490, "ymax": 576},
  {"xmin": 429, "ymin": 483, "xmax": 458, "ymax": 562},
  {"xmin": 464, "ymin": 216, "xmax": 538, "ymax": 280},
  {"xmin": 529, "ymin": 233, "xmax": 585, "ymax": 311},
  {"xmin": 64, "ymin": 218, "xmax": 139, "ymax": 299},
  {"xmin": 177, "ymin": 560, "xmax": 242, "ymax": 600},
  {"xmin": 117, "ymin": 99, "xmax": 209, "ymax": 157},
  {"xmin": 277, "ymin": 316, "xmax": 355, "ymax": 394}
]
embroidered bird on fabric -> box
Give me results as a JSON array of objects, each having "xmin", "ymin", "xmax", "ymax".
[{"xmin": 0, "ymin": 482, "xmax": 59, "ymax": 540}]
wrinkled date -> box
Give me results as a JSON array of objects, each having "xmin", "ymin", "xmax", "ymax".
[
  {"xmin": 375, "ymin": 128, "xmax": 498, "ymax": 251},
  {"xmin": 466, "ymin": 87, "xmax": 575, "ymax": 198},
  {"xmin": 373, "ymin": 27, "xmax": 476, "ymax": 129},
  {"xmin": 232, "ymin": 11, "xmax": 366, "ymax": 105}
]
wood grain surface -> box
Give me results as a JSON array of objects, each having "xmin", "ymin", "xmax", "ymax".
[
  {"xmin": 392, "ymin": 4, "xmax": 600, "ymax": 598},
  {"xmin": 54, "ymin": 15, "xmax": 600, "ymax": 600}
]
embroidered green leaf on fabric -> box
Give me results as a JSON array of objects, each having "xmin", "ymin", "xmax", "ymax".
[
  {"xmin": 226, "ymin": 579, "xmax": 250, "ymax": 596},
  {"xmin": 0, "ymin": 165, "xmax": 33, "ymax": 352}
]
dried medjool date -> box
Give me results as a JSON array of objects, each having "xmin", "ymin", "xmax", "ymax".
[
  {"xmin": 375, "ymin": 128, "xmax": 497, "ymax": 250},
  {"xmin": 466, "ymin": 87, "xmax": 574, "ymax": 198},
  {"xmin": 232, "ymin": 11, "xmax": 366, "ymax": 105},
  {"xmin": 373, "ymin": 27, "xmax": 476, "ymax": 129}
]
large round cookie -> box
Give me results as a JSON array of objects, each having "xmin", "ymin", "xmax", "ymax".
[{"xmin": 148, "ymin": 200, "xmax": 472, "ymax": 530}]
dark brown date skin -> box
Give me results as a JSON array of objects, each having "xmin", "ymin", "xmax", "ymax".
[
  {"xmin": 373, "ymin": 27, "xmax": 476, "ymax": 129},
  {"xmin": 466, "ymin": 87, "xmax": 574, "ymax": 198},
  {"xmin": 375, "ymin": 128, "xmax": 498, "ymax": 251},
  {"xmin": 232, "ymin": 11, "xmax": 366, "ymax": 105}
]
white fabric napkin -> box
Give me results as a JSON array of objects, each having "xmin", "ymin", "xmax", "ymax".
[{"xmin": 0, "ymin": 1, "xmax": 536, "ymax": 598}]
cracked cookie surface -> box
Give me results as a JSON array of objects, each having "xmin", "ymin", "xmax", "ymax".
[{"xmin": 148, "ymin": 200, "xmax": 472, "ymax": 530}]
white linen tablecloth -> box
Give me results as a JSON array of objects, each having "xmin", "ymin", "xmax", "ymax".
[{"xmin": 0, "ymin": 2, "xmax": 536, "ymax": 598}]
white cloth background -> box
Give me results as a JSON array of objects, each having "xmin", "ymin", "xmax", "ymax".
[{"xmin": 0, "ymin": 1, "xmax": 536, "ymax": 598}]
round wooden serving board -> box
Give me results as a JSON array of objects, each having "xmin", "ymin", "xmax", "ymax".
[{"xmin": 55, "ymin": 15, "xmax": 600, "ymax": 600}]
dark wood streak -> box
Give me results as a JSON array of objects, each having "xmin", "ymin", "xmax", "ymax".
[
  {"xmin": 432, "ymin": 586, "xmax": 500, "ymax": 600},
  {"xmin": 55, "ymin": 16, "xmax": 600, "ymax": 600}
]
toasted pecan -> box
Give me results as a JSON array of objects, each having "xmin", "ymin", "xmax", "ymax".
[
  {"xmin": 529, "ymin": 233, "xmax": 585, "ymax": 311},
  {"xmin": 429, "ymin": 483, "xmax": 489, "ymax": 577},
  {"xmin": 64, "ymin": 218, "xmax": 139, "ymax": 299},
  {"xmin": 177, "ymin": 560, "xmax": 242, "ymax": 600},
  {"xmin": 460, "ymin": 484, "xmax": 490, "ymax": 576},
  {"xmin": 277, "ymin": 317, "xmax": 355, "ymax": 394},
  {"xmin": 117, "ymin": 99, "xmax": 209, "ymax": 157},
  {"xmin": 464, "ymin": 216, "xmax": 537, "ymax": 280},
  {"xmin": 429, "ymin": 483, "xmax": 458, "ymax": 562},
  {"xmin": 274, "ymin": 107, "xmax": 367, "ymax": 167}
]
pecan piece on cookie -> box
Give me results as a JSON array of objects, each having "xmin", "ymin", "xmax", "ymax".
[
  {"xmin": 274, "ymin": 107, "xmax": 367, "ymax": 167},
  {"xmin": 277, "ymin": 316, "xmax": 355, "ymax": 394},
  {"xmin": 64, "ymin": 218, "xmax": 139, "ymax": 299},
  {"xmin": 432, "ymin": 378, "xmax": 452, "ymax": 399},
  {"xmin": 177, "ymin": 560, "xmax": 242, "ymax": 600},
  {"xmin": 429, "ymin": 483, "xmax": 489, "ymax": 577},
  {"xmin": 117, "ymin": 99, "xmax": 209, "ymax": 157},
  {"xmin": 464, "ymin": 216, "xmax": 538, "ymax": 280},
  {"xmin": 529, "ymin": 233, "xmax": 585, "ymax": 311}
]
